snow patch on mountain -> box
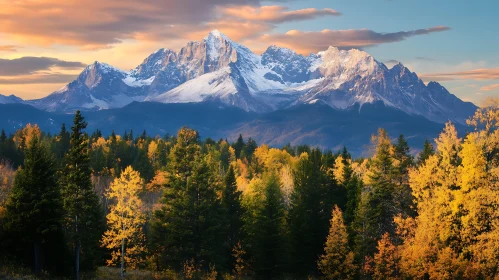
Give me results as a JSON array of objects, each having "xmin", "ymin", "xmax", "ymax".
[
  {"xmin": 123, "ymin": 75, "xmax": 155, "ymax": 87},
  {"xmin": 152, "ymin": 67, "xmax": 238, "ymax": 103}
]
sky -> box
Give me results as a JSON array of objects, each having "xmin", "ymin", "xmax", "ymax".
[{"xmin": 0, "ymin": 0, "xmax": 497, "ymax": 104}]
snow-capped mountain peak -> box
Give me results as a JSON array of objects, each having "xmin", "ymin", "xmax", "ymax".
[{"xmin": 26, "ymin": 30, "xmax": 476, "ymax": 124}]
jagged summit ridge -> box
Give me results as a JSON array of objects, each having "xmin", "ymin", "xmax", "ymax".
[{"xmin": 21, "ymin": 30, "xmax": 475, "ymax": 124}]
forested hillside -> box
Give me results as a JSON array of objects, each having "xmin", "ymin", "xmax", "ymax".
[{"xmin": 1, "ymin": 99, "xmax": 499, "ymax": 279}]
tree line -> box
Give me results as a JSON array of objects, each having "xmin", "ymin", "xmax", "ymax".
[{"xmin": 0, "ymin": 99, "xmax": 499, "ymax": 279}]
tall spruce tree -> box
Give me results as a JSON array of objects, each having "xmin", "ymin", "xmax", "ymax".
[
  {"xmin": 251, "ymin": 172, "xmax": 289, "ymax": 279},
  {"xmin": 60, "ymin": 111, "xmax": 104, "ymax": 278},
  {"xmin": 222, "ymin": 165, "xmax": 244, "ymax": 271},
  {"xmin": 392, "ymin": 135, "xmax": 416, "ymax": 218},
  {"xmin": 392, "ymin": 134, "xmax": 413, "ymax": 186},
  {"xmin": 289, "ymin": 148, "xmax": 335, "ymax": 276},
  {"xmin": 354, "ymin": 129, "xmax": 396, "ymax": 262},
  {"xmin": 151, "ymin": 127, "xmax": 224, "ymax": 271},
  {"xmin": 56, "ymin": 123, "xmax": 70, "ymax": 160},
  {"xmin": 233, "ymin": 134, "xmax": 245, "ymax": 159},
  {"xmin": 0, "ymin": 129, "xmax": 6, "ymax": 143},
  {"xmin": 3, "ymin": 135, "xmax": 67, "ymax": 275},
  {"xmin": 344, "ymin": 178, "xmax": 360, "ymax": 226},
  {"xmin": 417, "ymin": 139, "xmax": 435, "ymax": 166}
]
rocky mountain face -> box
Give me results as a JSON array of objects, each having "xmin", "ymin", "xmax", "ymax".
[
  {"xmin": 29, "ymin": 62, "xmax": 145, "ymax": 112},
  {"xmin": 12, "ymin": 30, "xmax": 475, "ymax": 125}
]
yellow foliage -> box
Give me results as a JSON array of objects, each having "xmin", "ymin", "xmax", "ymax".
[
  {"xmin": 0, "ymin": 162, "xmax": 15, "ymax": 207},
  {"xmin": 235, "ymin": 159, "xmax": 249, "ymax": 180},
  {"xmin": 318, "ymin": 206, "xmax": 357, "ymax": 280},
  {"xmin": 146, "ymin": 170, "xmax": 169, "ymax": 192},
  {"xmin": 232, "ymin": 242, "xmax": 248, "ymax": 279},
  {"xmin": 372, "ymin": 233, "xmax": 400, "ymax": 280},
  {"xmin": 13, "ymin": 123, "xmax": 41, "ymax": 150},
  {"xmin": 147, "ymin": 141, "xmax": 159, "ymax": 165},
  {"xmin": 254, "ymin": 145, "xmax": 294, "ymax": 172},
  {"xmin": 427, "ymin": 247, "xmax": 468, "ymax": 280},
  {"xmin": 397, "ymin": 115, "xmax": 499, "ymax": 279},
  {"xmin": 467, "ymin": 97, "xmax": 499, "ymax": 133},
  {"xmin": 434, "ymin": 122, "xmax": 461, "ymax": 184},
  {"xmin": 279, "ymin": 165, "xmax": 294, "ymax": 208},
  {"xmin": 101, "ymin": 166, "xmax": 147, "ymax": 269},
  {"xmin": 92, "ymin": 137, "xmax": 110, "ymax": 153},
  {"xmin": 352, "ymin": 159, "xmax": 368, "ymax": 181},
  {"xmin": 333, "ymin": 156, "xmax": 346, "ymax": 184}
]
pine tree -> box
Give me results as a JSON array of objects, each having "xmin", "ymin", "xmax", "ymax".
[
  {"xmin": 318, "ymin": 206, "xmax": 356, "ymax": 280},
  {"xmin": 60, "ymin": 110, "xmax": 105, "ymax": 277},
  {"xmin": 417, "ymin": 139, "xmax": 435, "ymax": 166},
  {"xmin": 132, "ymin": 147, "xmax": 154, "ymax": 181},
  {"xmin": 222, "ymin": 165, "xmax": 244, "ymax": 270},
  {"xmin": 355, "ymin": 129, "xmax": 396, "ymax": 261},
  {"xmin": 344, "ymin": 174, "xmax": 362, "ymax": 229},
  {"xmin": 341, "ymin": 147, "xmax": 361, "ymax": 228},
  {"xmin": 289, "ymin": 148, "xmax": 337, "ymax": 276},
  {"xmin": 101, "ymin": 166, "xmax": 146, "ymax": 278},
  {"xmin": 244, "ymin": 138, "xmax": 258, "ymax": 161},
  {"xmin": 56, "ymin": 123, "xmax": 70, "ymax": 159},
  {"xmin": 2, "ymin": 135, "xmax": 67, "ymax": 275},
  {"xmin": 234, "ymin": 134, "xmax": 245, "ymax": 159},
  {"xmin": 392, "ymin": 135, "xmax": 415, "ymax": 218},
  {"xmin": 251, "ymin": 172, "xmax": 289, "ymax": 279},
  {"xmin": 151, "ymin": 127, "xmax": 224, "ymax": 271},
  {"xmin": 0, "ymin": 129, "xmax": 6, "ymax": 143},
  {"xmin": 393, "ymin": 134, "xmax": 413, "ymax": 185},
  {"xmin": 0, "ymin": 132, "xmax": 22, "ymax": 167}
]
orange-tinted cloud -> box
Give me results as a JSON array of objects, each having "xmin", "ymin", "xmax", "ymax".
[
  {"xmin": 420, "ymin": 68, "xmax": 499, "ymax": 82},
  {"xmin": 220, "ymin": 6, "xmax": 340, "ymax": 23},
  {"xmin": 135, "ymin": 21, "xmax": 271, "ymax": 44},
  {"xmin": 0, "ymin": 45, "xmax": 19, "ymax": 52},
  {"xmin": 0, "ymin": 0, "xmax": 260, "ymax": 49},
  {"xmin": 0, "ymin": 0, "xmax": 345, "ymax": 51},
  {"xmin": 259, "ymin": 26, "xmax": 450, "ymax": 54},
  {"xmin": 480, "ymin": 84, "xmax": 499, "ymax": 91}
]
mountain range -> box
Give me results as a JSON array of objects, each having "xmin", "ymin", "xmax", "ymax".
[{"xmin": 0, "ymin": 30, "xmax": 477, "ymax": 154}]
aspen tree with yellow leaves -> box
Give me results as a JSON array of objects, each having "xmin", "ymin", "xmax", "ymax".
[{"xmin": 101, "ymin": 166, "xmax": 146, "ymax": 279}]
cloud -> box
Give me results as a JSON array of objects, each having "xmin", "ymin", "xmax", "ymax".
[
  {"xmin": 420, "ymin": 68, "xmax": 499, "ymax": 82},
  {"xmin": 385, "ymin": 59, "xmax": 400, "ymax": 64},
  {"xmin": 136, "ymin": 21, "xmax": 271, "ymax": 43},
  {"xmin": 220, "ymin": 6, "xmax": 340, "ymax": 23},
  {"xmin": 0, "ymin": 57, "xmax": 86, "ymax": 76},
  {"xmin": 415, "ymin": 56, "xmax": 436, "ymax": 61},
  {"xmin": 0, "ymin": 73, "xmax": 78, "ymax": 84},
  {"xmin": 480, "ymin": 84, "xmax": 499, "ymax": 91},
  {"xmin": 259, "ymin": 26, "xmax": 450, "ymax": 53},
  {"xmin": 0, "ymin": 0, "xmax": 281, "ymax": 49},
  {"xmin": 0, "ymin": 45, "xmax": 19, "ymax": 52}
]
